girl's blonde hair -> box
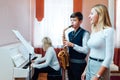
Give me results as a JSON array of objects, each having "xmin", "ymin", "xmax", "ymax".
[
  {"xmin": 91, "ymin": 4, "xmax": 112, "ymax": 32},
  {"xmin": 42, "ymin": 37, "xmax": 52, "ymax": 51}
]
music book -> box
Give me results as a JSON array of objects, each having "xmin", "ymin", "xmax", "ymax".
[
  {"xmin": 11, "ymin": 30, "xmax": 35, "ymax": 67},
  {"xmin": 12, "ymin": 30, "xmax": 34, "ymax": 54}
]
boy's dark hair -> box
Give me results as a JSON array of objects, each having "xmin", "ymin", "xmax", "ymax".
[{"xmin": 70, "ymin": 12, "xmax": 83, "ymax": 21}]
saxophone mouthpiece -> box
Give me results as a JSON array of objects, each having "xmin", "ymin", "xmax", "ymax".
[{"xmin": 69, "ymin": 25, "xmax": 73, "ymax": 28}]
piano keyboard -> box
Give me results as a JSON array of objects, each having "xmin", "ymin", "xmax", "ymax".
[{"xmin": 22, "ymin": 56, "xmax": 37, "ymax": 69}]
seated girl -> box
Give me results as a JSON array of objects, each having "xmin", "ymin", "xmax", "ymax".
[{"xmin": 31, "ymin": 37, "xmax": 60, "ymax": 80}]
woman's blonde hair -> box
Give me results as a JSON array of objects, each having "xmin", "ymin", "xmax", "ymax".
[
  {"xmin": 91, "ymin": 4, "xmax": 112, "ymax": 31},
  {"xmin": 42, "ymin": 37, "xmax": 52, "ymax": 51}
]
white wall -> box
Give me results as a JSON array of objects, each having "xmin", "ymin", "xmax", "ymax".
[
  {"xmin": 82, "ymin": 0, "xmax": 108, "ymax": 32},
  {"xmin": 0, "ymin": 0, "xmax": 34, "ymax": 46},
  {"xmin": 0, "ymin": 48, "xmax": 14, "ymax": 80}
]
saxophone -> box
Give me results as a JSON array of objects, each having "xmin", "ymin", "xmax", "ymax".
[{"xmin": 58, "ymin": 25, "xmax": 72, "ymax": 69}]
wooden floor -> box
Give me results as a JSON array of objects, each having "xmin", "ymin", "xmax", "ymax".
[
  {"xmin": 38, "ymin": 73, "xmax": 47, "ymax": 80},
  {"xmin": 15, "ymin": 73, "xmax": 47, "ymax": 80},
  {"xmin": 15, "ymin": 78, "xmax": 25, "ymax": 80},
  {"xmin": 15, "ymin": 64, "xmax": 120, "ymax": 80}
]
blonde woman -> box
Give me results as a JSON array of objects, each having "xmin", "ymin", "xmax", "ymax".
[
  {"xmin": 32, "ymin": 37, "xmax": 60, "ymax": 80},
  {"xmin": 81, "ymin": 4, "xmax": 114, "ymax": 80}
]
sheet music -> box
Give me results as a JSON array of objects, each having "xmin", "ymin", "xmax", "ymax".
[
  {"xmin": 12, "ymin": 30, "xmax": 34, "ymax": 54},
  {"xmin": 12, "ymin": 30, "xmax": 35, "ymax": 67},
  {"xmin": 9, "ymin": 45, "xmax": 27, "ymax": 67}
]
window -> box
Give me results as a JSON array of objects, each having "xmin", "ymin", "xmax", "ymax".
[{"xmin": 33, "ymin": 0, "xmax": 73, "ymax": 47}]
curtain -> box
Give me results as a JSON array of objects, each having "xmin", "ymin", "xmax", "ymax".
[
  {"xmin": 33, "ymin": 0, "xmax": 73, "ymax": 48},
  {"xmin": 116, "ymin": 0, "xmax": 120, "ymax": 47}
]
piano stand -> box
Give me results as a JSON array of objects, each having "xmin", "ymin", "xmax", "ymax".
[{"xmin": 29, "ymin": 53, "xmax": 32, "ymax": 80}]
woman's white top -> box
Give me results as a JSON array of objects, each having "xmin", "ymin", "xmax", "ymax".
[
  {"xmin": 87, "ymin": 27, "xmax": 114, "ymax": 68},
  {"xmin": 32, "ymin": 47, "xmax": 60, "ymax": 70}
]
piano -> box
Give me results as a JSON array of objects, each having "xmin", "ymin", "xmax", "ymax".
[{"xmin": 0, "ymin": 30, "xmax": 41, "ymax": 80}]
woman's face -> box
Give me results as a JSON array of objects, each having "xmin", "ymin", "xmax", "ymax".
[
  {"xmin": 70, "ymin": 17, "xmax": 81, "ymax": 29},
  {"xmin": 89, "ymin": 8, "xmax": 99, "ymax": 25}
]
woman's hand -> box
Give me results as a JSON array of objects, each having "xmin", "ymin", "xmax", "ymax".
[
  {"xmin": 81, "ymin": 71, "xmax": 86, "ymax": 80},
  {"xmin": 31, "ymin": 63, "xmax": 36, "ymax": 68},
  {"xmin": 31, "ymin": 60, "xmax": 35, "ymax": 63},
  {"xmin": 31, "ymin": 60, "xmax": 35, "ymax": 68},
  {"xmin": 92, "ymin": 76, "xmax": 99, "ymax": 80}
]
